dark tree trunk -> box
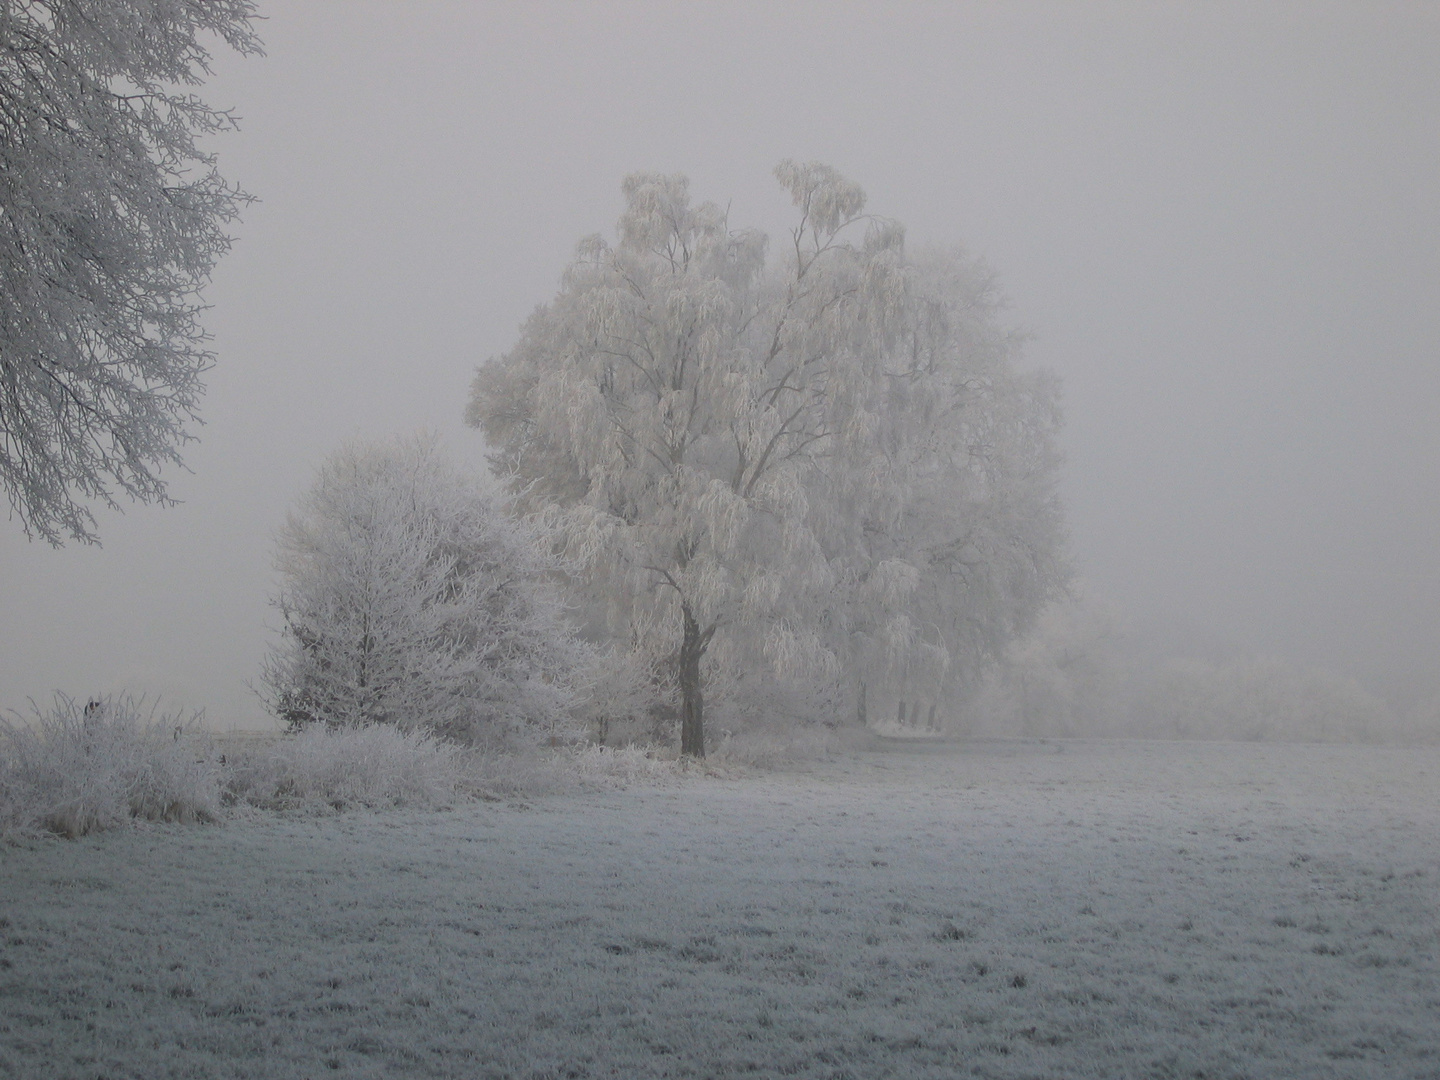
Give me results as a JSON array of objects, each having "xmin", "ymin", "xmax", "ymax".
[{"xmin": 679, "ymin": 602, "xmax": 709, "ymax": 758}]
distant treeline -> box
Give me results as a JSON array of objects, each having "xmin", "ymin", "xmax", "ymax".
[{"xmin": 950, "ymin": 596, "xmax": 1435, "ymax": 744}]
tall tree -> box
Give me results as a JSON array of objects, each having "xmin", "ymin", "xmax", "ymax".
[
  {"xmin": 469, "ymin": 163, "xmax": 1067, "ymax": 755},
  {"xmin": 815, "ymin": 248, "xmax": 1069, "ymax": 723},
  {"xmin": 0, "ymin": 0, "xmax": 261, "ymax": 544}
]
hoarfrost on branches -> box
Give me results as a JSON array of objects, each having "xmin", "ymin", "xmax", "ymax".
[
  {"xmin": 469, "ymin": 163, "xmax": 1068, "ymax": 754},
  {"xmin": 261, "ymin": 435, "xmax": 594, "ymax": 745},
  {"xmin": 0, "ymin": 0, "xmax": 261, "ymax": 544}
]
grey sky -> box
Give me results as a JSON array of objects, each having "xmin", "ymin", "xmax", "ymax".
[{"xmin": 3, "ymin": 1, "xmax": 1437, "ymax": 727}]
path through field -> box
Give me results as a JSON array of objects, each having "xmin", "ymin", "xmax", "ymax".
[{"xmin": 2, "ymin": 738, "xmax": 1439, "ymax": 1078}]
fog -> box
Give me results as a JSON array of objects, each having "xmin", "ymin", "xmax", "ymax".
[{"xmin": 2, "ymin": 1, "xmax": 1437, "ymax": 730}]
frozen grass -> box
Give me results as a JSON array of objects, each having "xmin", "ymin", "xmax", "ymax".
[
  {"xmin": 220, "ymin": 730, "xmax": 688, "ymax": 809},
  {"xmin": 1, "ymin": 737, "xmax": 1438, "ymax": 1078},
  {"xmin": 709, "ymin": 721, "xmax": 851, "ymax": 768},
  {"xmin": 220, "ymin": 728, "xmax": 693, "ymax": 809},
  {"xmin": 0, "ymin": 695, "xmax": 220, "ymax": 838},
  {"xmin": 458, "ymin": 742, "xmax": 686, "ymax": 800},
  {"xmin": 0, "ymin": 715, "xmax": 688, "ymax": 838},
  {"xmin": 222, "ymin": 725, "xmax": 464, "ymax": 812}
]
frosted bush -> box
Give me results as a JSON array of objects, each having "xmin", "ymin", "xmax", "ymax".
[
  {"xmin": 261, "ymin": 435, "xmax": 594, "ymax": 744},
  {"xmin": 563, "ymin": 743, "xmax": 680, "ymax": 787},
  {"xmin": 0, "ymin": 695, "xmax": 220, "ymax": 839},
  {"xmin": 225, "ymin": 724, "xmax": 462, "ymax": 811}
]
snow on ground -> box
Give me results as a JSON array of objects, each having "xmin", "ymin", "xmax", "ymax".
[{"xmin": 2, "ymin": 736, "xmax": 1439, "ymax": 1079}]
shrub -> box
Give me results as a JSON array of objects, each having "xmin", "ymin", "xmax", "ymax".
[
  {"xmin": 0, "ymin": 695, "xmax": 220, "ymax": 838},
  {"xmin": 260, "ymin": 435, "xmax": 594, "ymax": 744},
  {"xmin": 222, "ymin": 724, "xmax": 462, "ymax": 811}
]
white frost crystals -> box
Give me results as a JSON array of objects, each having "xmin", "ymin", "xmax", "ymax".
[
  {"xmin": 0, "ymin": 694, "xmax": 221, "ymax": 838},
  {"xmin": 0, "ymin": 0, "xmax": 262, "ymax": 544},
  {"xmin": 467, "ymin": 162, "xmax": 1069, "ymax": 754},
  {"xmin": 259, "ymin": 435, "xmax": 595, "ymax": 744}
]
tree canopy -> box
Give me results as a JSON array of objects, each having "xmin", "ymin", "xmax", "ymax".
[
  {"xmin": 0, "ymin": 0, "xmax": 261, "ymax": 544},
  {"xmin": 261, "ymin": 436, "xmax": 593, "ymax": 744},
  {"xmin": 468, "ymin": 163, "xmax": 1068, "ymax": 754}
]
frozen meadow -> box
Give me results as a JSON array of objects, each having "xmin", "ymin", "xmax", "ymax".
[{"xmin": 2, "ymin": 736, "xmax": 1438, "ymax": 1079}]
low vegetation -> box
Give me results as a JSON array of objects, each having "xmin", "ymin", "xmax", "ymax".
[
  {"xmin": 4, "ymin": 740, "xmax": 1436, "ymax": 1078},
  {"xmin": 0, "ymin": 695, "xmax": 688, "ymax": 841},
  {"xmin": 0, "ymin": 695, "xmax": 221, "ymax": 839}
]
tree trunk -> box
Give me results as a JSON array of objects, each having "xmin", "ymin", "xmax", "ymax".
[{"xmin": 679, "ymin": 602, "xmax": 706, "ymax": 757}]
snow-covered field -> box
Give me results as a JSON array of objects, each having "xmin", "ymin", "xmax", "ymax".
[{"xmin": 2, "ymin": 736, "xmax": 1438, "ymax": 1079}]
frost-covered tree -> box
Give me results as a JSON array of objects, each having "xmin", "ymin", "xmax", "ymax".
[
  {"xmin": 468, "ymin": 163, "xmax": 1067, "ymax": 755},
  {"xmin": 261, "ymin": 436, "xmax": 593, "ymax": 745},
  {"xmin": 963, "ymin": 592, "xmax": 1130, "ymax": 737},
  {"xmin": 0, "ymin": 0, "xmax": 261, "ymax": 544},
  {"xmin": 810, "ymin": 248, "xmax": 1068, "ymax": 726}
]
